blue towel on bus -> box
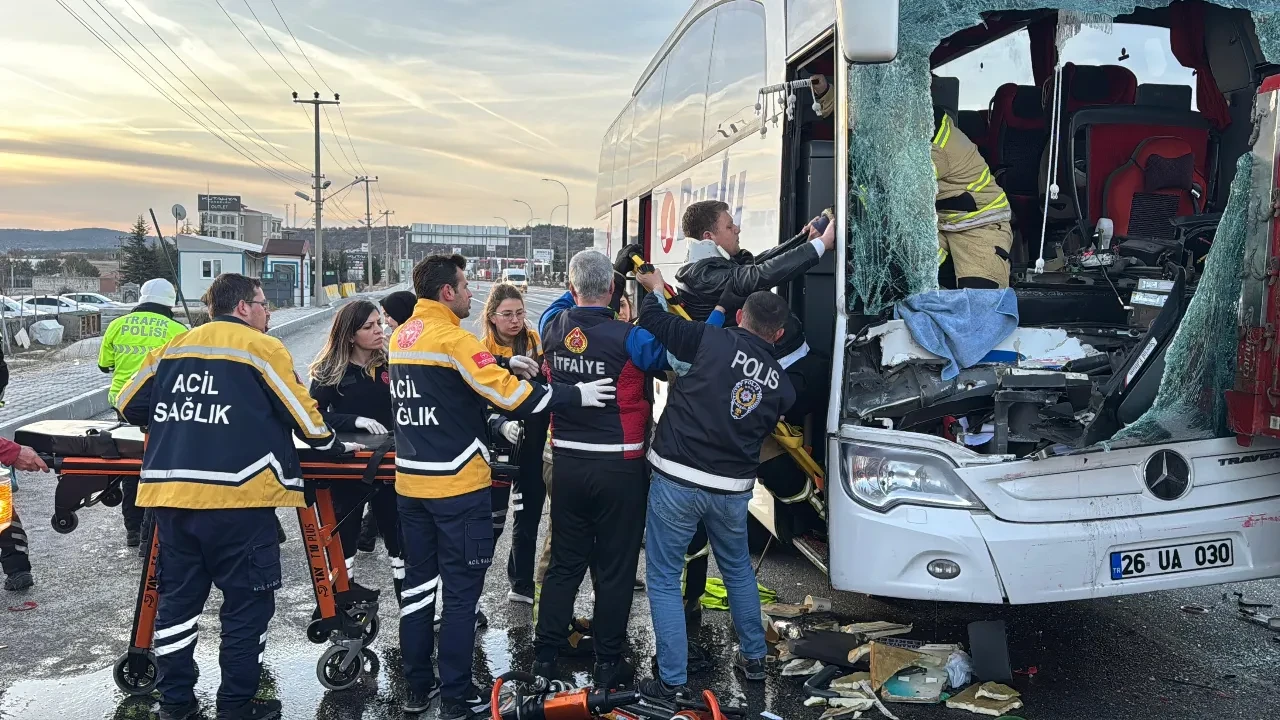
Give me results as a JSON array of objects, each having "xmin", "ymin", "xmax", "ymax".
[{"xmin": 894, "ymin": 289, "xmax": 1019, "ymax": 380}]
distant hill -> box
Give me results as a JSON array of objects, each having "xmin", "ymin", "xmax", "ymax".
[{"xmin": 0, "ymin": 227, "xmax": 147, "ymax": 251}]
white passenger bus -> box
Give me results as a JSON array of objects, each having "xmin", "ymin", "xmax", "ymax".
[{"xmin": 596, "ymin": 0, "xmax": 1280, "ymax": 605}]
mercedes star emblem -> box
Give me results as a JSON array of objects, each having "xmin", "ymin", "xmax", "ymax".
[{"xmin": 1144, "ymin": 450, "xmax": 1191, "ymax": 501}]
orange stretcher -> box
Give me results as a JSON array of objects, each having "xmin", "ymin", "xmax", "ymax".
[{"xmin": 14, "ymin": 419, "xmax": 397, "ymax": 695}]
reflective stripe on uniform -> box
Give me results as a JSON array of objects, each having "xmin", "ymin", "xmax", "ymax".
[
  {"xmin": 140, "ymin": 452, "xmax": 303, "ymax": 489},
  {"xmin": 932, "ymin": 114, "xmax": 952, "ymax": 148},
  {"xmin": 394, "ymin": 438, "xmax": 490, "ymax": 472},
  {"xmin": 390, "ymin": 349, "xmax": 533, "ymax": 409},
  {"xmin": 401, "ymin": 576, "xmax": 439, "ymax": 617},
  {"xmin": 648, "ymin": 450, "xmax": 754, "ymax": 494},
  {"xmin": 551, "ymin": 438, "xmax": 645, "ymax": 453}
]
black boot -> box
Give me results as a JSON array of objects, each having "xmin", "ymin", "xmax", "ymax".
[
  {"xmin": 357, "ymin": 511, "xmax": 378, "ymax": 553},
  {"xmin": 217, "ymin": 697, "xmax": 282, "ymax": 720},
  {"xmin": 592, "ymin": 658, "xmax": 634, "ymax": 690}
]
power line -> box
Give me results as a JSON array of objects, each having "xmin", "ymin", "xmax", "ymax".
[
  {"xmin": 269, "ymin": 0, "xmax": 332, "ymax": 93},
  {"xmin": 54, "ymin": 0, "xmax": 306, "ymax": 190},
  {"xmin": 265, "ymin": 0, "xmax": 382, "ymax": 209},
  {"xmin": 322, "ymin": 106, "xmax": 358, "ymax": 177},
  {"xmin": 214, "ymin": 0, "xmax": 292, "ymax": 90},
  {"xmin": 115, "ymin": 0, "xmax": 311, "ymax": 175},
  {"xmin": 241, "ymin": 0, "xmax": 309, "ymax": 88},
  {"xmin": 78, "ymin": 0, "xmax": 308, "ymax": 186},
  {"xmin": 220, "ymin": 0, "xmax": 362, "ymax": 190}
]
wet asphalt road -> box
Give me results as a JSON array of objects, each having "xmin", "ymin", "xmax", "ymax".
[{"xmin": 2, "ymin": 284, "xmax": 1280, "ymax": 719}]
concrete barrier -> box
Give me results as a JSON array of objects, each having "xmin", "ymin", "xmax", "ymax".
[{"xmin": 0, "ymin": 299, "xmax": 355, "ymax": 438}]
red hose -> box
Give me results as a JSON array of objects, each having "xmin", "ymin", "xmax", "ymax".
[
  {"xmin": 491, "ymin": 677, "xmax": 505, "ymax": 720},
  {"xmin": 701, "ymin": 690, "xmax": 725, "ymax": 720}
]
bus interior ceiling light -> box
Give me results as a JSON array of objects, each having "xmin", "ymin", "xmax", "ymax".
[{"xmin": 846, "ymin": 0, "xmax": 1280, "ymax": 449}]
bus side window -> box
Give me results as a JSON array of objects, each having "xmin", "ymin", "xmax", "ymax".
[{"xmin": 705, "ymin": 0, "xmax": 767, "ymax": 154}]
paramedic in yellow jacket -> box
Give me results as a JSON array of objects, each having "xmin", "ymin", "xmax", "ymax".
[
  {"xmin": 812, "ymin": 75, "xmax": 1013, "ymax": 289},
  {"xmin": 390, "ymin": 254, "xmax": 615, "ymax": 718},
  {"xmin": 117, "ymin": 273, "xmax": 351, "ymax": 720}
]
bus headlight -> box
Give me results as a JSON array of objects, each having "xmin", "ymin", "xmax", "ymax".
[{"xmin": 840, "ymin": 442, "xmax": 984, "ymax": 512}]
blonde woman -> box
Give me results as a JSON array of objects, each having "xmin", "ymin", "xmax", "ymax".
[
  {"xmin": 479, "ymin": 283, "xmax": 548, "ymax": 606},
  {"xmin": 308, "ymin": 300, "xmax": 403, "ymax": 598}
]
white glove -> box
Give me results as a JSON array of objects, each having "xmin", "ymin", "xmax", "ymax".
[
  {"xmin": 576, "ymin": 378, "xmax": 616, "ymax": 408},
  {"xmin": 508, "ymin": 354, "xmax": 540, "ymax": 380},
  {"xmin": 354, "ymin": 417, "xmax": 388, "ymax": 434},
  {"xmin": 341, "ymin": 442, "xmax": 365, "ymax": 454},
  {"xmin": 500, "ymin": 421, "xmax": 522, "ymax": 445}
]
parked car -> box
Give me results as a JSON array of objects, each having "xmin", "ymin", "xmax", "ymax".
[
  {"xmin": 61, "ymin": 292, "xmax": 128, "ymax": 309},
  {"xmin": 0, "ymin": 295, "xmax": 50, "ymax": 318},
  {"xmin": 18, "ymin": 295, "xmax": 82, "ymax": 313}
]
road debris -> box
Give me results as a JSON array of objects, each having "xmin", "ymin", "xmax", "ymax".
[
  {"xmin": 838, "ymin": 621, "xmax": 913, "ymax": 640},
  {"xmin": 7, "ymin": 601, "xmax": 36, "ymax": 612},
  {"xmin": 945, "ymin": 650, "xmax": 974, "ymax": 688},
  {"xmin": 1232, "ymin": 591, "xmax": 1273, "ymax": 608},
  {"xmin": 783, "ymin": 658, "xmax": 827, "ymax": 676},
  {"xmin": 1238, "ymin": 608, "xmax": 1280, "ymax": 630},
  {"xmin": 975, "ymin": 682, "xmax": 1019, "ymax": 702},
  {"xmin": 945, "ymin": 683, "xmax": 1024, "ymax": 716},
  {"xmin": 1180, "ymin": 603, "xmax": 1211, "ymax": 614},
  {"xmin": 967, "ymin": 620, "xmax": 1011, "ymax": 682},
  {"xmin": 764, "ymin": 595, "xmax": 833, "ymax": 618}
]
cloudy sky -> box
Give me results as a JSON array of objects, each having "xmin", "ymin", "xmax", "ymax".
[{"xmin": 1, "ymin": 0, "xmax": 688, "ymax": 231}]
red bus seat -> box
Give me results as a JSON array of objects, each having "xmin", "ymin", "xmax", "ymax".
[{"xmin": 1102, "ymin": 136, "xmax": 1206, "ymax": 241}]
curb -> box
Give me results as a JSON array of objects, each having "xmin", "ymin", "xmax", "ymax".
[{"xmin": 0, "ymin": 297, "xmax": 366, "ymax": 440}]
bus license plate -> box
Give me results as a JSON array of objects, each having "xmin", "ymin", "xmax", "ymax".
[{"xmin": 1110, "ymin": 539, "xmax": 1233, "ymax": 580}]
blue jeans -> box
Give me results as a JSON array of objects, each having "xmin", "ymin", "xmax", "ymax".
[{"xmin": 645, "ymin": 472, "xmax": 766, "ymax": 686}]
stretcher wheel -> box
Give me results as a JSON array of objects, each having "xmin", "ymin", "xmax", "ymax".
[
  {"xmin": 307, "ymin": 619, "xmax": 329, "ymax": 644},
  {"xmin": 317, "ymin": 645, "xmax": 362, "ymax": 691},
  {"xmin": 99, "ymin": 488, "xmax": 123, "ymax": 508},
  {"xmin": 343, "ymin": 609, "xmax": 379, "ymax": 645},
  {"xmin": 112, "ymin": 651, "xmax": 157, "ymax": 695},
  {"xmin": 51, "ymin": 512, "xmax": 78, "ymax": 534}
]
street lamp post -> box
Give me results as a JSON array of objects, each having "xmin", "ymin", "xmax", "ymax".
[
  {"xmin": 493, "ymin": 216, "xmax": 510, "ymax": 282},
  {"xmin": 549, "ymin": 204, "xmax": 566, "ymax": 277},
  {"xmin": 542, "ymin": 178, "xmax": 570, "ymax": 272},
  {"xmin": 513, "ymin": 199, "xmax": 534, "ymax": 267}
]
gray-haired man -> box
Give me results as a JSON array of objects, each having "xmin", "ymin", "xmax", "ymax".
[{"xmin": 530, "ymin": 250, "xmax": 670, "ymax": 689}]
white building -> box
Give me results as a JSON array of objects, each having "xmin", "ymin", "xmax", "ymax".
[
  {"xmin": 197, "ymin": 195, "xmax": 281, "ymax": 245},
  {"xmin": 174, "ymin": 234, "xmax": 258, "ymax": 303}
]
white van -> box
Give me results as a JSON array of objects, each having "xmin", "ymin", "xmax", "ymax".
[
  {"xmin": 595, "ymin": 0, "xmax": 1280, "ymax": 604},
  {"xmin": 501, "ymin": 268, "xmax": 528, "ymax": 293}
]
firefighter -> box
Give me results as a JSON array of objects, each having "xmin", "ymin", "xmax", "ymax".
[
  {"xmin": 391, "ymin": 254, "xmax": 614, "ymax": 719},
  {"xmin": 532, "ymin": 251, "xmax": 672, "ymax": 689},
  {"xmin": 117, "ymin": 273, "xmax": 352, "ymax": 720},
  {"xmin": 632, "ymin": 271, "xmax": 794, "ymax": 698},
  {"xmin": 930, "ymin": 105, "xmax": 1013, "ymax": 289},
  {"xmin": 97, "ymin": 277, "xmax": 188, "ymax": 548},
  {"xmin": 0, "ymin": 438, "xmax": 50, "ymax": 592},
  {"xmin": 811, "ymin": 73, "xmax": 1012, "ymax": 288}
]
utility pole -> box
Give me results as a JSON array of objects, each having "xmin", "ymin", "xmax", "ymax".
[
  {"xmin": 543, "ymin": 178, "xmax": 570, "ymax": 273},
  {"xmin": 373, "ymin": 209, "xmax": 394, "ymax": 285},
  {"xmin": 293, "ymin": 91, "xmax": 340, "ymax": 307},
  {"xmin": 353, "ymin": 176, "xmax": 379, "ymax": 286}
]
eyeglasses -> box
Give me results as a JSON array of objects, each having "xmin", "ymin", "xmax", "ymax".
[
  {"xmin": 244, "ymin": 300, "xmax": 270, "ymax": 308},
  {"xmin": 492, "ymin": 310, "xmax": 526, "ymax": 320}
]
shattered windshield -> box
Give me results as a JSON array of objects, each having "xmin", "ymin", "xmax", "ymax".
[{"xmin": 846, "ymin": 1, "xmax": 1280, "ymax": 448}]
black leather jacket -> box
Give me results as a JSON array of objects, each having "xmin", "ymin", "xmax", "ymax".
[{"xmin": 673, "ymin": 232, "xmax": 822, "ymax": 322}]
